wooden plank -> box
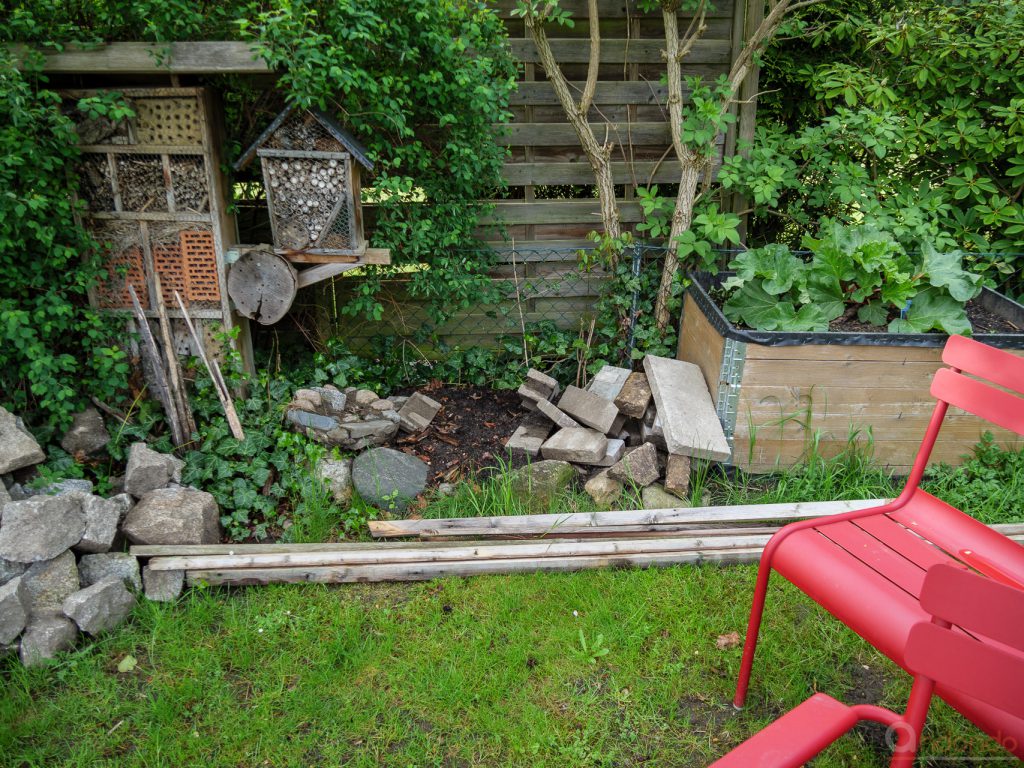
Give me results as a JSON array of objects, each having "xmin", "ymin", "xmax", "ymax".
[
  {"xmin": 10, "ymin": 41, "xmax": 270, "ymax": 74},
  {"xmin": 297, "ymin": 263, "xmax": 362, "ymax": 289},
  {"xmin": 738, "ymin": 359, "xmax": 943, "ymax": 389},
  {"xmin": 497, "ymin": 121, "xmax": 724, "ymax": 146},
  {"xmin": 677, "ymin": 293, "xmax": 726, "ymax": 406},
  {"xmin": 508, "ymin": 38, "xmax": 731, "ymax": 64},
  {"xmin": 743, "ymin": 344, "xmax": 945, "ymax": 363},
  {"xmin": 489, "ymin": 0, "xmax": 735, "ymax": 20},
  {"xmin": 482, "ymin": 200, "xmax": 644, "ymax": 225},
  {"xmin": 368, "ymin": 499, "xmax": 886, "ymax": 538},
  {"xmin": 511, "ymin": 80, "xmax": 670, "ymax": 106},
  {"xmin": 502, "ymin": 159, "xmax": 723, "ymax": 186},
  {"xmin": 185, "ymin": 547, "xmax": 764, "ymax": 585},
  {"xmin": 148, "ymin": 534, "xmax": 772, "ymax": 571}
]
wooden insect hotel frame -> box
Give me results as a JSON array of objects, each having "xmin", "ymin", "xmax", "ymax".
[
  {"xmin": 234, "ymin": 106, "xmax": 373, "ymax": 261},
  {"xmin": 66, "ymin": 87, "xmax": 239, "ymax": 326}
]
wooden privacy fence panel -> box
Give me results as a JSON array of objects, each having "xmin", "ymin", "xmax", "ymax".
[{"xmin": 487, "ymin": 0, "xmax": 757, "ymax": 244}]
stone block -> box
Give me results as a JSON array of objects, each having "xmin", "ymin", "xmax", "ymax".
[
  {"xmin": 63, "ymin": 577, "xmax": 136, "ymax": 636},
  {"xmin": 641, "ymin": 484, "xmax": 687, "ymax": 510},
  {"xmin": 121, "ymin": 488, "xmax": 220, "ymax": 545},
  {"xmin": 21, "ymin": 551, "xmax": 79, "ymax": 614},
  {"xmin": 509, "ymin": 460, "xmax": 575, "ymax": 507},
  {"xmin": 0, "ymin": 496, "xmax": 86, "ymax": 563},
  {"xmin": 614, "ymin": 372, "xmax": 653, "ymax": 418},
  {"xmin": 535, "ymin": 398, "xmax": 580, "ymax": 430},
  {"xmin": 123, "ymin": 443, "xmax": 184, "ymax": 496},
  {"xmin": 0, "ymin": 559, "xmax": 27, "ymax": 587},
  {"xmin": 19, "ymin": 613, "xmax": 77, "ymax": 666},
  {"xmin": 664, "ymin": 454, "xmax": 692, "ymax": 496},
  {"xmin": 643, "ymin": 356, "xmax": 730, "ymax": 461},
  {"xmin": 78, "ymin": 552, "xmax": 142, "ymax": 592},
  {"xmin": 75, "ymin": 494, "xmax": 132, "ymax": 554},
  {"xmin": 60, "ymin": 407, "xmax": 110, "ymax": 456},
  {"xmin": 398, "ymin": 392, "xmax": 442, "ymax": 433},
  {"xmin": 0, "ymin": 575, "xmax": 28, "ymax": 644},
  {"xmin": 352, "ymin": 448, "xmax": 428, "ymax": 511},
  {"xmin": 286, "ymin": 410, "xmax": 340, "ymax": 433},
  {"xmin": 316, "ymin": 458, "xmax": 353, "ymax": 506},
  {"xmin": 589, "ymin": 439, "xmax": 626, "ymax": 467},
  {"xmin": 557, "ymin": 386, "xmax": 621, "ymax": 434},
  {"xmin": 540, "ymin": 428, "xmax": 608, "ymax": 464},
  {"xmin": 143, "ymin": 566, "xmax": 184, "ymax": 602},
  {"xmin": 607, "ymin": 442, "xmax": 660, "ymax": 486},
  {"xmin": 504, "ymin": 421, "xmax": 552, "ymax": 457},
  {"xmin": 584, "ymin": 470, "xmax": 623, "ymax": 507},
  {"xmin": 0, "ymin": 406, "xmax": 45, "ymax": 474},
  {"xmin": 587, "ymin": 366, "xmax": 631, "ymax": 401}
]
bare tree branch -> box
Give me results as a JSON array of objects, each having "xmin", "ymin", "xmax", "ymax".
[{"xmin": 579, "ymin": 0, "xmax": 601, "ymax": 114}]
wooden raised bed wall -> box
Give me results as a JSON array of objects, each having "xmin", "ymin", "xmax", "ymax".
[{"xmin": 677, "ymin": 275, "xmax": 1024, "ymax": 474}]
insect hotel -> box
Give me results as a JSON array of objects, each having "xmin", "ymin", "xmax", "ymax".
[
  {"xmin": 65, "ymin": 86, "xmax": 249, "ymax": 362},
  {"xmin": 227, "ymin": 107, "xmax": 389, "ymax": 325}
]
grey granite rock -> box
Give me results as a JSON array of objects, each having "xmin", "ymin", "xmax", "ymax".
[
  {"xmin": 124, "ymin": 443, "xmax": 185, "ymax": 497},
  {"xmin": 60, "ymin": 407, "xmax": 110, "ymax": 456},
  {"xmin": 142, "ymin": 566, "xmax": 184, "ymax": 602},
  {"xmin": 21, "ymin": 551, "xmax": 79, "ymax": 614},
  {"xmin": 19, "ymin": 613, "xmax": 77, "ymax": 666},
  {"xmin": 121, "ymin": 488, "xmax": 220, "ymax": 545},
  {"xmin": 75, "ymin": 494, "xmax": 133, "ymax": 554},
  {"xmin": 0, "ymin": 407, "xmax": 45, "ymax": 474},
  {"xmin": 0, "ymin": 496, "xmax": 86, "ymax": 563},
  {"xmin": 316, "ymin": 458, "xmax": 353, "ymax": 506},
  {"xmin": 62, "ymin": 577, "xmax": 136, "ymax": 636},
  {"xmin": 0, "ymin": 575, "xmax": 29, "ymax": 644},
  {"xmin": 78, "ymin": 552, "xmax": 142, "ymax": 592},
  {"xmin": 352, "ymin": 448, "xmax": 428, "ymax": 511}
]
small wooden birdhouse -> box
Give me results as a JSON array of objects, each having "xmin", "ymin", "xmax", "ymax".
[{"xmin": 235, "ymin": 107, "xmax": 373, "ymax": 257}]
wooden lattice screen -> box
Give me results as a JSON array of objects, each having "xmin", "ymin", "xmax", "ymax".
[{"xmin": 483, "ymin": 0, "xmax": 761, "ymax": 245}]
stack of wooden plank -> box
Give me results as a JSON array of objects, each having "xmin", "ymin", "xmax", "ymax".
[{"xmin": 130, "ymin": 500, "xmax": 1024, "ymax": 586}]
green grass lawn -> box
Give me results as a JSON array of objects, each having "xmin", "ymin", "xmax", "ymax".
[
  {"xmin": 0, "ymin": 566, "xmax": 1003, "ymax": 767},
  {"xmin": 4, "ymin": 438, "xmax": 1020, "ymax": 767}
]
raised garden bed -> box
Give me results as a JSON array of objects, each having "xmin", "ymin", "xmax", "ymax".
[{"xmin": 677, "ymin": 272, "xmax": 1024, "ymax": 474}]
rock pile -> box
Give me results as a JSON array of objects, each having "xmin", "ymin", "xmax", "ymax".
[
  {"xmin": 0, "ymin": 408, "xmax": 222, "ymax": 665},
  {"xmin": 504, "ymin": 356, "xmax": 730, "ymax": 509},
  {"xmin": 286, "ymin": 386, "xmax": 439, "ymax": 510}
]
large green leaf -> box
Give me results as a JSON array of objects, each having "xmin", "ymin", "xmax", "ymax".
[
  {"xmin": 857, "ymin": 301, "xmax": 889, "ymax": 326},
  {"xmin": 887, "ymin": 287, "xmax": 972, "ymax": 335},
  {"xmin": 725, "ymin": 244, "xmax": 802, "ymax": 295},
  {"xmin": 801, "ymin": 275, "xmax": 846, "ymax": 321},
  {"xmin": 921, "ymin": 242, "xmax": 983, "ymax": 302},
  {"xmin": 723, "ymin": 281, "xmax": 830, "ymax": 331}
]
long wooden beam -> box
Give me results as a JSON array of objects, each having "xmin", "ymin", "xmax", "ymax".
[
  {"xmin": 185, "ymin": 547, "xmax": 764, "ymax": 586},
  {"xmin": 147, "ymin": 534, "xmax": 772, "ymax": 571},
  {"xmin": 9, "ymin": 42, "xmax": 270, "ymax": 74},
  {"xmin": 368, "ymin": 499, "xmax": 888, "ymax": 539}
]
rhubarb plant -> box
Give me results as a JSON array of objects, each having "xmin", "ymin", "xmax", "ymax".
[{"xmin": 722, "ymin": 224, "xmax": 983, "ymax": 334}]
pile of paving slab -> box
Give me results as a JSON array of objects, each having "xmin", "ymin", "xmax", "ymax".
[{"xmin": 504, "ymin": 356, "xmax": 730, "ymax": 507}]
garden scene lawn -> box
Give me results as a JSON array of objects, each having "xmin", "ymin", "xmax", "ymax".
[{"xmin": 5, "ymin": 0, "xmax": 1024, "ymax": 765}]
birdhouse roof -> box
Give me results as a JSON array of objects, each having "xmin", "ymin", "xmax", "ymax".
[{"xmin": 234, "ymin": 105, "xmax": 374, "ymax": 172}]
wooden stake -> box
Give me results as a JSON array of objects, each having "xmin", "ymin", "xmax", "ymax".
[
  {"xmin": 152, "ymin": 273, "xmax": 195, "ymax": 438},
  {"xmin": 128, "ymin": 284, "xmax": 186, "ymax": 449},
  {"xmin": 174, "ymin": 291, "xmax": 245, "ymax": 441}
]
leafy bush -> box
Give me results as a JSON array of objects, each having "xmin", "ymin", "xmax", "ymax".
[
  {"xmin": 0, "ymin": 54, "xmax": 131, "ymax": 432},
  {"xmin": 729, "ymin": 0, "xmax": 1024, "ymax": 284},
  {"xmin": 721, "ymin": 224, "xmax": 982, "ymax": 333},
  {"xmin": 924, "ymin": 433, "xmax": 1024, "ymax": 525}
]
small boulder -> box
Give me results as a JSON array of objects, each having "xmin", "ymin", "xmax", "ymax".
[
  {"xmin": 316, "ymin": 458, "xmax": 353, "ymax": 506},
  {"xmin": 75, "ymin": 493, "xmax": 133, "ymax": 554},
  {"xmin": 352, "ymin": 389, "xmax": 379, "ymax": 408},
  {"xmin": 352, "ymin": 448, "xmax": 428, "ymax": 512},
  {"xmin": 0, "ymin": 496, "xmax": 86, "ymax": 563},
  {"xmin": 292, "ymin": 388, "xmax": 323, "ymax": 409},
  {"xmin": 21, "ymin": 551, "xmax": 80, "ymax": 614},
  {"xmin": 0, "ymin": 575, "xmax": 29, "ymax": 644},
  {"xmin": 510, "ymin": 460, "xmax": 575, "ymax": 508},
  {"xmin": 608, "ymin": 443, "xmax": 660, "ymax": 487},
  {"xmin": 315, "ymin": 386, "xmax": 347, "ymax": 414},
  {"xmin": 142, "ymin": 566, "xmax": 184, "ymax": 602},
  {"xmin": 124, "ymin": 443, "xmax": 184, "ymax": 497},
  {"xmin": 0, "ymin": 406, "xmax": 45, "ymax": 474},
  {"xmin": 78, "ymin": 552, "xmax": 142, "ymax": 592},
  {"xmin": 584, "ymin": 470, "xmax": 623, "ymax": 507},
  {"xmin": 641, "ymin": 484, "xmax": 687, "ymax": 510},
  {"xmin": 62, "ymin": 577, "xmax": 136, "ymax": 636},
  {"xmin": 0, "ymin": 482, "xmax": 11, "ymax": 507},
  {"xmin": 121, "ymin": 487, "xmax": 220, "ymax": 545},
  {"xmin": 19, "ymin": 613, "xmax": 78, "ymax": 666},
  {"xmin": 60, "ymin": 407, "xmax": 110, "ymax": 456}
]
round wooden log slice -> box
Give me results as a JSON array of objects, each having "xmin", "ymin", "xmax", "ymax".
[{"xmin": 227, "ymin": 247, "xmax": 298, "ymax": 325}]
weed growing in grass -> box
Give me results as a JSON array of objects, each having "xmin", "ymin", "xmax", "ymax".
[{"xmin": 923, "ymin": 432, "xmax": 1024, "ymax": 524}]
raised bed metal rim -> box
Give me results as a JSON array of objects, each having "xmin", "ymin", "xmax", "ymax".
[{"xmin": 687, "ymin": 271, "xmax": 1024, "ymax": 349}]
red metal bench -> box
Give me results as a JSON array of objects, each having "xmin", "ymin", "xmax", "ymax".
[
  {"xmin": 714, "ymin": 563, "xmax": 1024, "ymax": 767},
  {"xmin": 732, "ymin": 334, "xmax": 1024, "ymax": 759}
]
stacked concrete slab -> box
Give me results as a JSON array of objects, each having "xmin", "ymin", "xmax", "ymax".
[{"xmin": 503, "ymin": 357, "xmax": 729, "ymax": 508}]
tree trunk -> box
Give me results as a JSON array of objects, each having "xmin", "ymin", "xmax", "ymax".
[
  {"xmin": 654, "ymin": 157, "xmax": 703, "ymax": 330},
  {"xmin": 526, "ymin": 13, "xmax": 620, "ymax": 244}
]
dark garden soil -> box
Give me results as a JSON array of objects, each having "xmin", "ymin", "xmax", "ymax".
[
  {"xmin": 827, "ymin": 298, "xmax": 1020, "ymax": 334},
  {"xmin": 394, "ymin": 383, "xmax": 527, "ymax": 485}
]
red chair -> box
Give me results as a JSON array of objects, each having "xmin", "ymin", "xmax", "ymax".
[
  {"xmin": 732, "ymin": 334, "xmax": 1024, "ymax": 758},
  {"xmin": 713, "ymin": 563, "xmax": 1024, "ymax": 767}
]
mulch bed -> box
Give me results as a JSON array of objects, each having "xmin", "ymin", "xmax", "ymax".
[
  {"xmin": 828, "ymin": 298, "xmax": 1020, "ymax": 334},
  {"xmin": 394, "ymin": 383, "xmax": 528, "ymax": 485}
]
